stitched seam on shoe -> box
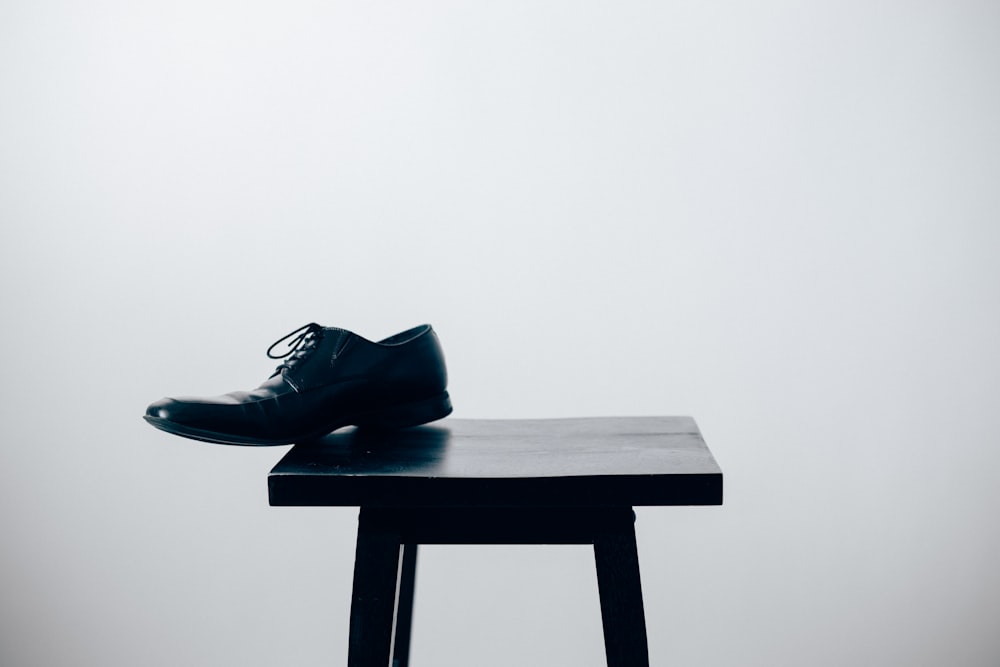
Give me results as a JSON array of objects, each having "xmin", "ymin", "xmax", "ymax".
[
  {"xmin": 331, "ymin": 334, "xmax": 353, "ymax": 367},
  {"xmin": 282, "ymin": 374, "xmax": 301, "ymax": 392}
]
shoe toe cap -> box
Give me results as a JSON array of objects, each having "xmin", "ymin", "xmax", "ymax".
[{"xmin": 146, "ymin": 397, "xmax": 182, "ymax": 421}]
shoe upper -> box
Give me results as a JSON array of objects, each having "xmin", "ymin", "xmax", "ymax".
[{"xmin": 145, "ymin": 324, "xmax": 449, "ymax": 442}]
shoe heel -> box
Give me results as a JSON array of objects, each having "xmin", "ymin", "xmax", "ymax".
[{"xmin": 354, "ymin": 392, "xmax": 453, "ymax": 430}]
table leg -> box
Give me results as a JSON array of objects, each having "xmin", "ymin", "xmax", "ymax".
[
  {"xmin": 392, "ymin": 544, "xmax": 418, "ymax": 667},
  {"xmin": 348, "ymin": 510, "xmax": 403, "ymax": 667},
  {"xmin": 593, "ymin": 513, "xmax": 649, "ymax": 667}
]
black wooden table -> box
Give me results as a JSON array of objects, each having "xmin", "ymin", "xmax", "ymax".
[{"xmin": 269, "ymin": 417, "xmax": 723, "ymax": 667}]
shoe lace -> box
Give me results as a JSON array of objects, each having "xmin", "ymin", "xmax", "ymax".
[{"xmin": 267, "ymin": 323, "xmax": 323, "ymax": 376}]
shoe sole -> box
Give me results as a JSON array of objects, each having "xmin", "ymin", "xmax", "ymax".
[{"xmin": 143, "ymin": 392, "xmax": 453, "ymax": 446}]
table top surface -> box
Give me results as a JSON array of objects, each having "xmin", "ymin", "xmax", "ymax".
[{"xmin": 268, "ymin": 416, "xmax": 723, "ymax": 508}]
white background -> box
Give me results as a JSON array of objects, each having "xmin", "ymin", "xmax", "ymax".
[{"xmin": 2, "ymin": 1, "xmax": 999, "ymax": 665}]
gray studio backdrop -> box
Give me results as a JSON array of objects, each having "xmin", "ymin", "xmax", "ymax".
[{"xmin": 2, "ymin": 1, "xmax": 999, "ymax": 665}]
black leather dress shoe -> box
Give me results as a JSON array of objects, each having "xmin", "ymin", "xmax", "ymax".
[{"xmin": 144, "ymin": 323, "xmax": 452, "ymax": 445}]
